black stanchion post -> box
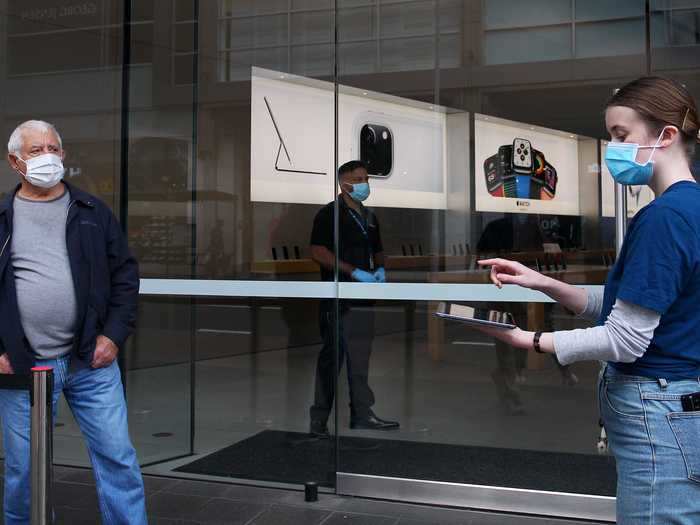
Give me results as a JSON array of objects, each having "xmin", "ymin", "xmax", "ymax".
[{"xmin": 304, "ymin": 481, "xmax": 318, "ymax": 502}]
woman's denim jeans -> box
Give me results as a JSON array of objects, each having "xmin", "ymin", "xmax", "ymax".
[{"xmin": 600, "ymin": 365, "xmax": 700, "ymax": 524}]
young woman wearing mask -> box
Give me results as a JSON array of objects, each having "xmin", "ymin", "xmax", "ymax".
[{"xmin": 477, "ymin": 76, "xmax": 700, "ymax": 524}]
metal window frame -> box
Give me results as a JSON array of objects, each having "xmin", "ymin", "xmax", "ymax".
[{"xmin": 337, "ymin": 473, "xmax": 616, "ymax": 522}]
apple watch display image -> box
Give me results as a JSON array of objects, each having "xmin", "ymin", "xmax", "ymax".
[
  {"xmin": 499, "ymin": 145, "xmax": 517, "ymax": 198},
  {"xmin": 542, "ymin": 163, "xmax": 558, "ymax": 200},
  {"xmin": 529, "ymin": 150, "xmax": 546, "ymax": 199},
  {"xmin": 512, "ymin": 138, "xmax": 533, "ymax": 174},
  {"xmin": 483, "ymin": 154, "xmax": 504, "ymax": 197},
  {"xmin": 484, "ymin": 138, "xmax": 557, "ymax": 200}
]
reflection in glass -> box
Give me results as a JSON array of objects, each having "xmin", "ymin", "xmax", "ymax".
[{"xmin": 309, "ymin": 161, "xmax": 399, "ymax": 433}]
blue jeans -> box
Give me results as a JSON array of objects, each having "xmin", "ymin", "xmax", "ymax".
[
  {"xmin": 0, "ymin": 356, "xmax": 147, "ymax": 525},
  {"xmin": 600, "ymin": 365, "xmax": 700, "ymax": 524}
]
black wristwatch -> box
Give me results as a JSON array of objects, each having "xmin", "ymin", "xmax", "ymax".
[{"xmin": 533, "ymin": 331, "xmax": 543, "ymax": 353}]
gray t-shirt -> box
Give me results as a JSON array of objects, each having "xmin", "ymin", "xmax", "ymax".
[{"xmin": 11, "ymin": 189, "xmax": 77, "ymax": 360}]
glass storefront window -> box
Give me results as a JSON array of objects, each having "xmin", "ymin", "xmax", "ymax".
[{"xmin": 2, "ymin": 1, "xmax": 699, "ymax": 521}]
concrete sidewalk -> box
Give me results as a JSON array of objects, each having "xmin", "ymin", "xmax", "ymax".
[{"xmin": 0, "ymin": 464, "xmax": 608, "ymax": 525}]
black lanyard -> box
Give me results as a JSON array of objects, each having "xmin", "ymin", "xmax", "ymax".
[
  {"xmin": 347, "ymin": 208, "xmax": 368, "ymax": 238},
  {"xmin": 346, "ymin": 207, "xmax": 374, "ymax": 270}
]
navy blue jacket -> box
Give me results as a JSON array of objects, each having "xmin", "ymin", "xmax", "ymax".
[{"xmin": 0, "ymin": 182, "xmax": 139, "ymax": 374}]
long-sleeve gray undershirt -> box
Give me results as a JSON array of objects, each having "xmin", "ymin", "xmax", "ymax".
[
  {"xmin": 577, "ymin": 287, "xmax": 604, "ymax": 322},
  {"xmin": 553, "ymin": 288, "xmax": 661, "ymax": 366}
]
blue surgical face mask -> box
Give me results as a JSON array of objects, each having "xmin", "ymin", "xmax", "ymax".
[
  {"xmin": 349, "ymin": 182, "xmax": 370, "ymax": 202},
  {"xmin": 604, "ymin": 127, "xmax": 667, "ymax": 186}
]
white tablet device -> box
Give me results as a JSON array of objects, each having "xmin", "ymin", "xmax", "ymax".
[{"xmin": 434, "ymin": 302, "xmax": 517, "ymax": 330}]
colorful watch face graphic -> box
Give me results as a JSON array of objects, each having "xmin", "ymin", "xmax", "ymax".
[
  {"xmin": 543, "ymin": 163, "xmax": 557, "ymax": 198},
  {"xmin": 484, "ymin": 144, "xmax": 556, "ymax": 200},
  {"xmin": 534, "ymin": 150, "xmax": 545, "ymax": 175}
]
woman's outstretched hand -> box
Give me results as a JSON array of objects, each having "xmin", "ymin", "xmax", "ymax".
[{"xmin": 478, "ymin": 258, "xmax": 548, "ymax": 291}]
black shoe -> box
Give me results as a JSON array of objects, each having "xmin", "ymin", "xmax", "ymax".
[
  {"xmin": 309, "ymin": 419, "xmax": 330, "ymax": 438},
  {"xmin": 350, "ymin": 413, "xmax": 400, "ymax": 430}
]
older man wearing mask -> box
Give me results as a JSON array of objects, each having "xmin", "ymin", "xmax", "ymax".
[{"xmin": 0, "ymin": 120, "xmax": 146, "ymax": 524}]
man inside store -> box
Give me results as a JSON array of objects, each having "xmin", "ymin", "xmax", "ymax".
[
  {"xmin": 0, "ymin": 120, "xmax": 147, "ymax": 524},
  {"xmin": 308, "ymin": 160, "xmax": 400, "ymax": 436}
]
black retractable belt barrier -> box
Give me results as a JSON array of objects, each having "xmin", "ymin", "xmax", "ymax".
[{"xmin": 0, "ymin": 373, "xmax": 31, "ymax": 390}]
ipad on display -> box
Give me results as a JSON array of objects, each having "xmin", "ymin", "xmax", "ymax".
[{"xmin": 434, "ymin": 302, "xmax": 517, "ymax": 329}]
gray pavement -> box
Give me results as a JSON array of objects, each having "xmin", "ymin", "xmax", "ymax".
[{"xmin": 0, "ymin": 464, "xmax": 606, "ymax": 525}]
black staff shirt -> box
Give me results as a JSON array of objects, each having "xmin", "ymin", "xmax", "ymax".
[{"xmin": 310, "ymin": 197, "xmax": 383, "ymax": 282}]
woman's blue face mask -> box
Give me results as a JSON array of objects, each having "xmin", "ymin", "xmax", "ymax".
[{"xmin": 604, "ymin": 127, "xmax": 668, "ymax": 186}]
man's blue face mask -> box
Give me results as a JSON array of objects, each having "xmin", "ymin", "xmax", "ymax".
[
  {"xmin": 604, "ymin": 127, "xmax": 668, "ymax": 186},
  {"xmin": 349, "ymin": 182, "xmax": 370, "ymax": 202}
]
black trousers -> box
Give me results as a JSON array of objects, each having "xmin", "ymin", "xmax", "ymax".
[{"xmin": 310, "ymin": 301, "xmax": 376, "ymax": 421}]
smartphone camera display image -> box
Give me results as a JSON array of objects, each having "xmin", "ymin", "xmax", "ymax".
[
  {"xmin": 483, "ymin": 140, "xmax": 557, "ymax": 201},
  {"xmin": 360, "ymin": 123, "xmax": 393, "ymax": 176}
]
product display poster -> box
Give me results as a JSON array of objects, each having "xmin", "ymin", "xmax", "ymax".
[
  {"xmin": 600, "ymin": 141, "xmax": 655, "ymax": 218},
  {"xmin": 251, "ymin": 67, "xmax": 449, "ymax": 209},
  {"xmin": 251, "ymin": 71, "xmax": 335, "ymax": 206},
  {"xmin": 474, "ymin": 114, "xmax": 580, "ymax": 215}
]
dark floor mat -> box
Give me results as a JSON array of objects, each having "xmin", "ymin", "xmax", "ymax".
[{"xmin": 175, "ymin": 430, "xmax": 616, "ymax": 496}]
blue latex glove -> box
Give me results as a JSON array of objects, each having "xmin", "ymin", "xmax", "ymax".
[
  {"xmin": 373, "ymin": 267, "xmax": 386, "ymax": 283},
  {"xmin": 352, "ymin": 269, "xmax": 375, "ymax": 282}
]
